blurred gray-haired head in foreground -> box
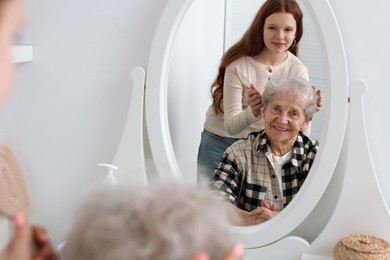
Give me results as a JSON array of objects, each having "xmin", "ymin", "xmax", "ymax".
[{"xmin": 61, "ymin": 180, "xmax": 240, "ymax": 260}]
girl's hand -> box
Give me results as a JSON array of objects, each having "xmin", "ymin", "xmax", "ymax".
[
  {"xmin": 0, "ymin": 212, "xmax": 58, "ymax": 260},
  {"xmin": 32, "ymin": 225, "xmax": 58, "ymax": 260},
  {"xmin": 0, "ymin": 213, "xmax": 31, "ymax": 260},
  {"xmin": 312, "ymin": 86, "xmax": 322, "ymax": 112},
  {"xmin": 247, "ymin": 84, "xmax": 263, "ymax": 117}
]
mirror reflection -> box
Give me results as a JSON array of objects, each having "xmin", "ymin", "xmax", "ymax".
[
  {"xmin": 168, "ymin": 0, "xmax": 326, "ymax": 225},
  {"xmin": 211, "ymin": 76, "xmax": 319, "ymax": 226}
]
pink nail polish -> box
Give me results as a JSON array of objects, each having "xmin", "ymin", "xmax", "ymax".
[
  {"xmin": 234, "ymin": 243, "xmax": 245, "ymax": 255},
  {"xmin": 14, "ymin": 212, "xmax": 26, "ymax": 227}
]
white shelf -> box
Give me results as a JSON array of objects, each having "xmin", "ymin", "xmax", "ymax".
[{"xmin": 12, "ymin": 45, "xmax": 33, "ymax": 63}]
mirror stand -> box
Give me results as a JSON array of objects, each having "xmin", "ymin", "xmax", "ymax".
[
  {"xmin": 299, "ymin": 79, "xmax": 390, "ymax": 258},
  {"xmin": 111, "ymin": 66, "xmax": 147, "ymax": 185}
]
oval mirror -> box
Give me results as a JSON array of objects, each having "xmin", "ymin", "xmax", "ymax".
[{"xmin": 145, "ymin": 0, "xmax": 348, "ymax": 247}]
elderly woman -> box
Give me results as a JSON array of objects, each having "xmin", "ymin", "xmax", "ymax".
[
  {"xmin": 211, "ymin": 76, "xmax": 319, "ymax": 226},
  {"xmin": 61, "ymin": 181, "xmax": 244, "ymax": 260}
]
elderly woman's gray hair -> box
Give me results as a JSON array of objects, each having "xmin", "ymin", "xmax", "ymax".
[
  {"xmin": 61, "ymin": 181, "xmax": 240, "ymax": 260},
  {"xmin": 262, "ymin": 76, "xmax": 318, "ymax": 119}
]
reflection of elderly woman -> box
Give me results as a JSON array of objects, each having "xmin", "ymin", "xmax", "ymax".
[{"xmin": 212, "ymin": 76, "xmax": 319, "ymax": 226}]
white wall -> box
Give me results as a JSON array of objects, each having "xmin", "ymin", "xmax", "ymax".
[
  {"xmin": 328, "ymin": 0, "xmax": 390, "ymax": 206},
  {"xmin": 2, "ymin": 0, "xmax": 390, "ymax": 249}
]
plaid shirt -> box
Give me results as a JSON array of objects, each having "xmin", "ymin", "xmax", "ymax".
[{"xmin": 211, "ymin": 130, "xmax": 318, "ymax": 212}]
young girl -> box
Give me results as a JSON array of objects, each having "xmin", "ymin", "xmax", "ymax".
[
  {"xmin": 197, "ymin": 0, "xmax": 321, "ymax": 182},
  {"xmin": 0, "ymin": 1, "xmax": 58, "ymax": 259}
]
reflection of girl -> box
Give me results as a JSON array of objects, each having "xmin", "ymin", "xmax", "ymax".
[{"xmin": 197, "ymin": 0, "xmax": 319, "ymax": 182}]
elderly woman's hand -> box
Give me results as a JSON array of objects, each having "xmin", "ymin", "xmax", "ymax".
[
  {"xmin": 247, "ymin": 201, "xmax": 278, "ymax": 224},
  {"xmin": 247, "ymin": 84, "xmax": 263, "ymax": 118},
  {"xmin": 232, "ymin": 204, "xmax": 276, "ymax": 226}
]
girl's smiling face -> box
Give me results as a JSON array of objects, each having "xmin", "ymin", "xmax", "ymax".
[{"xmin": 263, "ymin": 12, "xmax": 297, "ymax": 54}]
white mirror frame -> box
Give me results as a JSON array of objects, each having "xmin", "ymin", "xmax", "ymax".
[{"xmin": 145, "ymin": 0, "xmax": 348, "ymax": 247}]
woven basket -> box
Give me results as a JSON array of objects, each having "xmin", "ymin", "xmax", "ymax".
[{"xmin": 334, "ymin": 234, "xmax": 390, "ymax": 260}]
